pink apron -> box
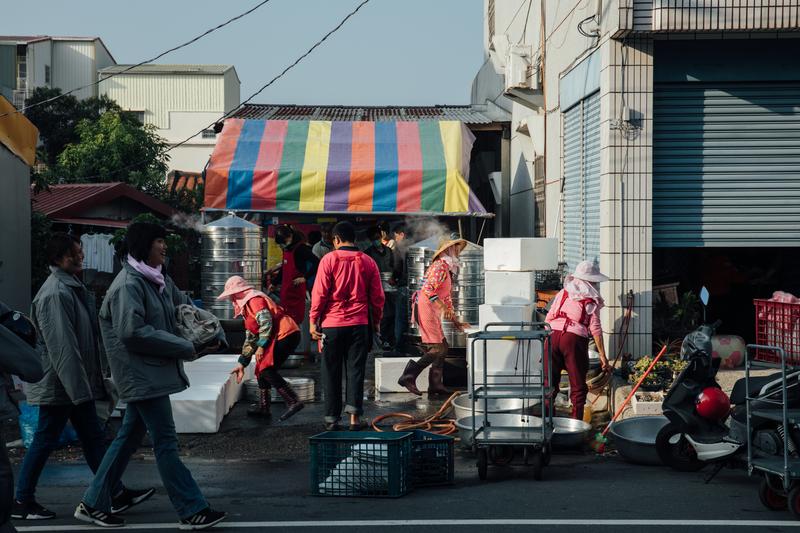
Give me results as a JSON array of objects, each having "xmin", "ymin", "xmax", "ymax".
[{"xmin": 412, "ymin": 259, "xmax": 453, "ymax": 344}]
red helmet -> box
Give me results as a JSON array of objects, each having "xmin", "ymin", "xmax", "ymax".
[{"xmin": 696, "ymin": 387, "xmax": 731, "ymax": 420}]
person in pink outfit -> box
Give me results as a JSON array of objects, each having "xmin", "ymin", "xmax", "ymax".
[
  {"xmin": 398, "ymin": 239, "xmax": 470, "ymax": 396},
  {"xmin": 546, "ymin": 261, "xmax": 612, "ymax": 419}
]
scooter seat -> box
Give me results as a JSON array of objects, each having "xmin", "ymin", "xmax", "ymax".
[{"xmin": 730, "ymin": 371, "xmax": 800, "ymax": 405}]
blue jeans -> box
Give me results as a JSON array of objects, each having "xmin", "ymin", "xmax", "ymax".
[
  {"xmin": 16, "ymin": 401, "xmax": 122, "ymax": 503},
  {"xmin": 82, "ymin": 395, "xmax": 207, "ymax": 519},
  {"xmin": 394, "ymin": 287, "xmax": 409, "ymax": 350}
]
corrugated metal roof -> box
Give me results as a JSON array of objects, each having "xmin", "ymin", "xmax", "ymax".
[
  {"xmin": 0, "ymin": 35, "xmax": 101, "ymax": 44},
  {"xmin": 230, "ymin": 104, "xmax": 494, "ymax": 123},
  {"xmin": 99, "ymin": 64, "xmax": 234, "ymax": 76},
  {"xmin": 32, "ymin": 183, "xmax": 119, "ymax": 216}
]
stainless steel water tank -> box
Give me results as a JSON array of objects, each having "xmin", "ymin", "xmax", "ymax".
[
  {"xmin": 406, "ymin": 238, "xmax": 484, "ymax": 348},
  {"xmin": 201, "ymin": 214, "xmax": 263, "ymax": 319}
]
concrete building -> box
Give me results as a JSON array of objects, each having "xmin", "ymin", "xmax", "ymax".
[
  {"xmin": 0, "ymin": 95, "xmax": 38, "ymax": 311},
  {"xmin": 98, "ymin": 64, "xmax": 241, "ymax": 174},
  {"xmin": 0, "ymin": 35, "xmax": 115, "ymax": 108},
  {"xmin": 473, "ymin": 1, "xmax": 800, "ymax": 356}
]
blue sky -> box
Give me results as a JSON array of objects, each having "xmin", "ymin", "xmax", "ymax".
[{"xmin": 5, "ymin": 0, "xmax": 484, "ymax": 106}]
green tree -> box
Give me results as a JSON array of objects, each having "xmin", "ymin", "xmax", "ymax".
[
  {"xmin": 30, "ymin": 211, "xmax": 53, "ymax": 294},
  {"xmin": 56, "ymin": 111, "xmax": 170, "ymax": 198}
]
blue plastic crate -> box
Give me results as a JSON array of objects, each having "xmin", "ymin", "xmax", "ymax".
[
  {"xmin": 411, "ymin": 430, "xmax": 454, "ymax": 487},
  {"xmin": 309, "ymin": 431, "xmax": 412, "ymax": 497}
]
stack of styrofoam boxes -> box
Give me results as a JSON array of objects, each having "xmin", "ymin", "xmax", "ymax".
[
  {"xmin": 374, "ymin": 357, "xmax": 431, "ymax": 393},
  {"xmin": 171, "ymin": 354, "xmax": 255, "ymax": 433},
  {"xmin": 469, "ymin": 238, "xmax": 559, "ymax": 389}
]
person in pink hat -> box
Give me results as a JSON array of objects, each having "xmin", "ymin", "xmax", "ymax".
[
  {"xmin": 217, "ymin": 276, "xmax": 304, "ymax": 422},
  {"xmin": 545, "ymin": 260, "xmax": 612, "ymax": 420}
]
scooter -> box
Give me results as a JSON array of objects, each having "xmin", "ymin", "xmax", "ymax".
[{"xmin": 657, "ymin": 319, "xmax": 800, "ymax": 472}]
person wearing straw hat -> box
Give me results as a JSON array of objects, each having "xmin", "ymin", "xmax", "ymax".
[
  {"xmin": 545, "ymin": 260, "xmax": 612, "ymax": 420},
  {"xmin": 217, "ymin": 276, "xmax": 304, "ymax": 422},
  {"xmin": 398, "ymin": 238, "xmax": 470, "ymax": 396}
]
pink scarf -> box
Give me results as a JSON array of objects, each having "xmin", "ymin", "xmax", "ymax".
[
  {"xmin": 127, "ymin": 255, "xmax": 166, "ymax": 293},
  {"xmin": 229, "ymin": 288, "xmax": 270, "ymax": 318},
  {"xmin": 563, "ymin": 275, "xmax": 604, "ymax": 315},
  {"xmin": 440, "ymin": 253, "xmax": 461, "ymax": 275}
]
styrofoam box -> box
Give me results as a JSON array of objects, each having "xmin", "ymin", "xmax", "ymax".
[
  {"xmin": 479, "ymin": 303, "xmax": 535, "ymax": 331},
  {"xmin": 375, "ymin": 357, "xmax": 430, "ymax": 393},
  {"xmin": 467, "ymin": 338, "xmax": 543, "ymax": 387},
  {"xmin": 485, "ymin": 271, "xmax": 536, "ymax": 305},
  {"xmin": 483, "ymin": 238, "xmax": 558, "ymax": 271},
  {"xmin": 171, "ymin": 384, "xmax": 227, "ymax": 433}
]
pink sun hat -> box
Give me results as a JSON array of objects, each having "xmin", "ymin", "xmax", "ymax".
[
  {"xmin": 571, "ymin": 261, "xmax": 609, "ymax": 283},
  {"xmin": 216, "ymin": 275, "xmax": 252, "ymax": 300}
]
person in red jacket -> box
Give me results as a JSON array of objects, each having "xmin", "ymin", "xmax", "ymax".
[
  {"xmin": 217, "ymin": 276, "xmax": 304, "ymax": 422},
  {"xmin": 310, "ymin": 222, "xmax": 384, "ymax": 431}
]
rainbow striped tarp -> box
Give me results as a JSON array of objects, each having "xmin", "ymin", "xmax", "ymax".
[{"xmin": 204, "ymin": 119, "xmax": 488, "ymax": 216}]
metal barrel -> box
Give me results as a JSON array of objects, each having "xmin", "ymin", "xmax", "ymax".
[{"xmin": 201, "ymin": 214, "xmax": 263, "ymax": 319}]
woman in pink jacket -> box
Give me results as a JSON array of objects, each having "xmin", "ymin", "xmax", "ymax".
[{"xmin": 545, "ymin": 261, "xmax": 612, "ymax": 420}]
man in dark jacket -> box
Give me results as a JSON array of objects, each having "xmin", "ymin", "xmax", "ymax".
[
  {"xmin": 13, "ymin": 234, "xmax": 154, "ymax": 521},
  {"xmin": 75, "ymin": 223, "xmax": 226, "ymax": 530},
  {"xmin": 365, "ymin": 226, "xmax": 395, "ymax": 350},
  {"xmin": 391, "ymin": 223, "xmax": 410, "ymax": 352},
  {"xmin": 0, "ymin": 301, "xmax": 44, "ymax": 533}
]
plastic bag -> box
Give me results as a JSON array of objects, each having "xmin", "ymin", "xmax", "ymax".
[{"xmin": 17, "ymin": 401, "xmax": 79, "ymax": 448}]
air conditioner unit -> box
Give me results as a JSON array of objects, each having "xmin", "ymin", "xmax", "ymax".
[{"xmin": 503, "ymin": 45, "xmax": 543, "ymax": 111}]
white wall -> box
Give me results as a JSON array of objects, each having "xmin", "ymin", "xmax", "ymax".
[
  {"xmin": 52, "ymin": 40, "xmax": 97, "ymax": 99},
  {"xmin": 27, "ymin": 40, "xmax": 52, "ymax": 89},
  {"xmin": 223, "ymin": 69, "xmax": 240, "ymax": 114},
  {"xmin": 0, "ymin": 147, "xmax": 31, "ymax": 311}
]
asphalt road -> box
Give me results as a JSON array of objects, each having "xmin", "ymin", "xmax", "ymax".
[{"xmin": 11, "ymin": 450, "xmax": 800, "ymax": 532}]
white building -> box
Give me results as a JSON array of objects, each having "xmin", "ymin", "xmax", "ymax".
[
  {"xmin": 98, "ymin": 64, "xmax": 241, "ymax": 174},
  {"xmin": 473, "ymin": 1, "xmax": 800, "ymax": 356},
  {"xmin": 0, "ymin": 35, "xmax": 115, "ymax": 108}
]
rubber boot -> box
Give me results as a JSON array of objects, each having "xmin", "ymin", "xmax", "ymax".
[
  {"xmin": 276, "ymin": 385, "xmax": 305, "ymax": 421},
  {"xmin": 427, "ymin": 364, "xmax": 450, "ymax": 396},
  {"xmin": 247, "ymin": 386, "xmax": 272, "ymax": 418},
  {"xmin": 397, "ymin": 360, "xmax": 425, "ymax": 396}
]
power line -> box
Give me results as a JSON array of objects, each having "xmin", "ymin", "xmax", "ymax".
[
  {"xmin": 0, "ymin": 0, "xmax": 275, "ymax": 119},
  {"xmin": 61, "ymin": 0, "xmax": 373, "ymax": 183}
]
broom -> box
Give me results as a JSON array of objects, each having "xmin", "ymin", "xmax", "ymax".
[{"xmin": 590, "ymin": 345, "xmax": 668, "ymax": 453}]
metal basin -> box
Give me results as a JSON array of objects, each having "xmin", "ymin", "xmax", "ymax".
[
  {"xmin": 608, "ymin": 416, "xmax": 669, "ymax": 465},
  {"xmin": 552, "ymin": 417, "xmax": 592, "ymax": 449},
  {"xmin": 282, "ymin": 354, "xmax": 305, "ymax": 369},
  {"xmin": 455, "ymin": 413, "xmax": 543, "ymax": 448},
  {"xmin": 452, "ymin": 393, "xmax": 539, "ymax": 421}
]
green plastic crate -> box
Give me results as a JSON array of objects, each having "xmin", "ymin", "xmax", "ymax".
[
  {"xmin": 411, "ymin": 430, "xmax": 454, "ymax": 487},
  {"xmin": 310, "ymin": 431, "xmax": 412, "ymax": 497}
]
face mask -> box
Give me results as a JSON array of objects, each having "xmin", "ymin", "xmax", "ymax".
[{"xmin": 278, "ymin": 243, "xmax": 288, "ymax": 250}]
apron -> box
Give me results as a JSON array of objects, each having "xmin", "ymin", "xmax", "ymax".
[
  {"xmin": 280, "ymin": 248, "xmax": 307, "ymax": 326},
  {"xmin": 412, "ymin": 261, "xmax": 453, "ymax": 345},
  {"xmin": 244, "ymin": 297, "xmax": 300, "ymax": 376}
]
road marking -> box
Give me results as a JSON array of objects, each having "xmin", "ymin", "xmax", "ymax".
[{"xmin": 16, "ymin": 519, "xmax": 800, "ymax": 531}]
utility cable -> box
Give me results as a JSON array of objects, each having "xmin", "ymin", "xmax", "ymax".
[
  {"xmin": 44, "ymin": 0, "xmax": 372, "ymax": 183},
  {"xmin": 0, "ymin": 0, "xmax": 275, "ymax": 118}
]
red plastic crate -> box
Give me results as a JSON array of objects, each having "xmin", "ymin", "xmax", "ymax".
[{"xmin": 754, "ymin": 299, "xmax": 800, "ymax": 366}]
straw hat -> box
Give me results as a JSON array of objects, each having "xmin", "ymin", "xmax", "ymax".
[
  {"xmin": 216, "ymin": 275, "xmax": 252, "ymax": 300},
  {"xmin": 431, "ymin": 239, "xmax": 468, "ymax": 261},
  {"xmin": 571, "ymin": 261, "xmax": 609, "ymax": 283}
]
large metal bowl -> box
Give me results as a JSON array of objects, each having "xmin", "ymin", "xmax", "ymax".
[
  {"xmin": 552, "ymin": 417, "xmax": 592, "ymax": 449},
  {"xmin": 282, "ymin": 354, "xmax": 305, "ymax": 369},
  {"xmin": 608, "ymin": 416, "xmax": 669, "ymax": 465},
  {"xmin": 455, "ymin": 413, "xmax": 543, "ymax": 448},
  {"xmin": 451, "ymin": 393, "xmax": 540, "ymax": 421}
]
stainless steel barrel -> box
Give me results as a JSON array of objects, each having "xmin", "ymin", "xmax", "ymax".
[
  {"xmin": 406, "ymin": 239, "xmax": 484, "ymax": 348},
  {"xmin": 201, "ymin": 214, "xmax": 263, "ymax": 319}
]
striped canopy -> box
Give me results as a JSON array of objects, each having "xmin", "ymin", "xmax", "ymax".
[{"xmin": 204, "ymin": 119, "xmax": 488, "ymax": 216}]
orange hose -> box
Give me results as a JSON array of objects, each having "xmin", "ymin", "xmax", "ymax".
[{"xmin": 371, "ymin": 391, "xmax": 460, "ymax": 435}]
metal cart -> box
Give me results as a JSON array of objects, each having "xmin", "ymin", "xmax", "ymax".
[
  {"xmin": 745, "ymin": 344, "xmax": 800, "ymax": 517},
  {"xmin": 468, "ymin": 322, "xmax": 553, "ymax": 481}
]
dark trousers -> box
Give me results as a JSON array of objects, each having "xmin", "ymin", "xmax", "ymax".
[
  {"xmin": 380, "ymin": 293, "xmax": 396, "ymax": 346},
  {"xmin": 257, "ymin": 331, "xmax": 301, "ymax": 389},
  {"xmin": 15, "ymin": 401, "xmax": 122, "ymax": 503},
  {"xmin": 320, "ymin": 325, "xmax": 369, "ymax": 423},
  {"xmin": 0, "ymin": 423, "xmax": 14, "ymax": 533},
  {"xmin": 548, "ymin": 330, "xmax": 590, "ymax": 419},
  {"xmin": 394, "ymin": 287, "xmax": 409, "ymax": 350}
]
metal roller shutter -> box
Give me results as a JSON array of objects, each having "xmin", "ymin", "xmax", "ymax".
[
  {"xmin": 583, "ymin": 93, "xmax": 601, "ymax": 266},
  {"xmin": 654, "ymin": 82, "xmax": 800, "ymax": 247},
  {"xmin": 563, "ymin": 104, "xmax": 582, "ymax": 272}
]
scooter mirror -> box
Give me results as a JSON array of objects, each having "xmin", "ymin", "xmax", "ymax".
[{"xmin": 700, "ymin": 286, "xmax": 710, "ymax": 306}]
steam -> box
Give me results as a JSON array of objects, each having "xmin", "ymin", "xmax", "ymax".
[
  {"xmin": 398, "ymin": 217, "xmax": 458, "ymax": 259},
  {"xmin": 170, "ymin": 213, "xmax": 205, "ymax": 232}
]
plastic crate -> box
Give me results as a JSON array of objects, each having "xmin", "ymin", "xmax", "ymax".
[
  {"xmin": 754, "ymin": 299, "xmax": 800, "ymax": 365},
  {"xmin": 410, "ymin": 430, "xmax": 454, "ymax": 487},
  {"xmin": 309, "ymin": 431, "xmax": 412, "ymax": 498}
]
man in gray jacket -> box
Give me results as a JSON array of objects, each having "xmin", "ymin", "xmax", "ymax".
[
  {"xmin": 13, "ymin": 233, "xmax": 154, "ymax": 521},
  {"xmin": 0, "ymin": 302, "xmax": 44, "ymax": 533},
  {"xmin": 75, "ymin": 222, "xmax": 226, "ymax": 530}
]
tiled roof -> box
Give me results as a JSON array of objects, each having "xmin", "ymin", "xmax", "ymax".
[
  {"xmin": 229, "ymin": 104, "xmax": 494, "ymax": 123},
  {"xmin": 99, "ymin": 64, "xmax": 234, "ymax": 75}
]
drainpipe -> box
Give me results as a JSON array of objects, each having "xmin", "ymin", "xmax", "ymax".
[{"xmin": 500, "ymin": 124, "xmax": 511, "ymax": 237}]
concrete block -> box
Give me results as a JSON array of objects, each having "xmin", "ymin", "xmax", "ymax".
[
  {"xmin": 483, "ymin": 238, "xmax": 558, "ymax": 271},
  {"xmin": 479, "ymin": 303, "xmax": 535, "ymax": 330},
  {"xmin": 375, "ymin": 357, "xmax": 429, "ymax": 393},
  {"xmin": 484, "ymin": 271, "xmax": 536, "ymax": 305}
]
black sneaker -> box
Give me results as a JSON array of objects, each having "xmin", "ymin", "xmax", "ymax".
[
  {"xmin": 73, "ymin": 502, "xmax": 125, "ymax": 528},
  {"xmin": 111, "ymin": 486, "xmax": 156, "ymax": 514},
  {"xmin": 179, "ymin": 507, "xmax": 227, "ymax": 530},
  {"xmin": 11, "ymin": 499, "xmax": 56, "ymax": 520}
]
